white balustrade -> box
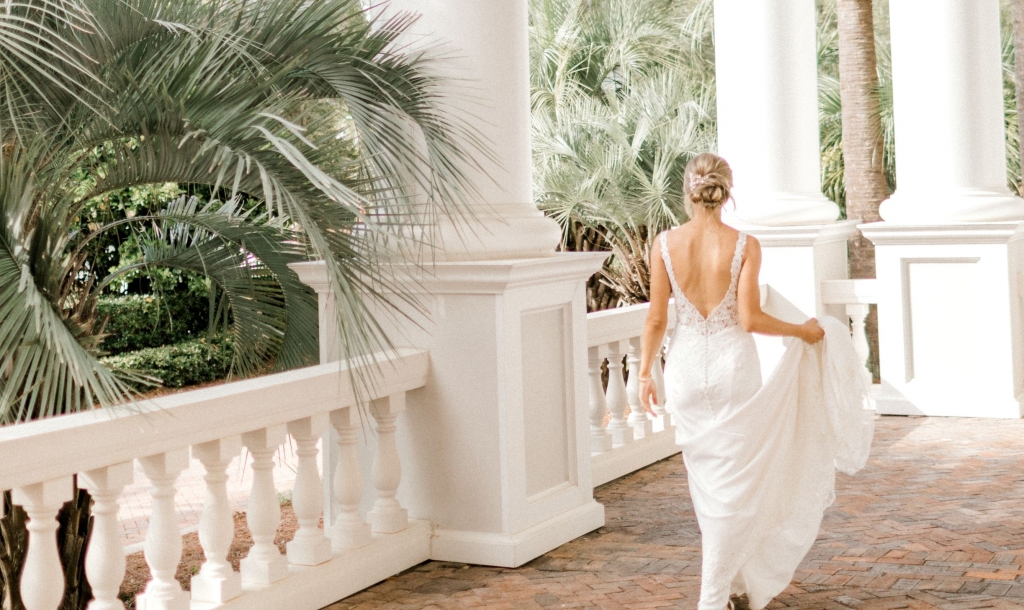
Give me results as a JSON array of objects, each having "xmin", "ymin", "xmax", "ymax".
[
  {"xmin": 80, "ymin": 463, "xmax": 133, "ymax": 610},
  {"xmin": 588, "ymin": 347, "xmax": 613, "ymax": 453},
  {"xmin": 137, "ymin": 450, "xmax": 190, "ymax": 610},
  {"xmin": 605, "ymin": 341, "xmax": 633, "ymax": 447},
  {"xmin": 13, "ymin": 478, "xmax": 72, "ymax": 610},
  {"xmin": 0, "ymin": 317, "xmax": 431, "ymax": 609},
  {"xmin": 286, "ymin": 414, "xmax": 333, "ymax": 565},
  {"xmin": 328, "ymin": 406, "xmax": 371, "ymax": 550},
  {"xmin": 368, "ymin": 394, "xmax": 409, "ymax": 534},
  {"xmin": 586, "ymin": 302, "xmax": 679, "ymax": 486},
  {"xmin": 241, "ymin": 425, "xmax": 289, "ymax": 585},
  {"xmin": 191, "ymin": 436, "xmax": 243, "ymax": 602},
  {"xmin": 625, "ymin": 337, "xmax": 654, "ymax": 439}
]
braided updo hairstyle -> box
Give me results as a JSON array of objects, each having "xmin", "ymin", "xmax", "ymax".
[{"xmin": 684, "ymin": 152, "xmax": 733, "ymax": 215}]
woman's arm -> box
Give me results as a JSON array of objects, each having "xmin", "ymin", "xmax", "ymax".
[
  {"xmin": 737, "ymin": 237, "xmax": 824, "ymax": 343},
  {"xmin": 638, "ymin": 234, "xmax": 672, "ymax": 414}
]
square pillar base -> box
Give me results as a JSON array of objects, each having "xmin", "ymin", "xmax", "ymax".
[
  {"xmin": 292, "ymin": 252, "xmax": 608, "ymax": 568},
  {"xmin": 861, "ymin": 221, "xmax": 1024, "ymax": 418}
]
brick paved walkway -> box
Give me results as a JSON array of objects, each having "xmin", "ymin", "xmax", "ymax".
[{"xmin": 325, "ymin": 416, "xmax": 1024, "ymax": 609}]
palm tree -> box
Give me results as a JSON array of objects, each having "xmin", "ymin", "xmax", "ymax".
[
  {"xmin": 834, "ymin": 0, "xmax": 888, "ymax": 382},
  {"xmin": 0, "ymin": 0, "xmax": 484, "ymax": 605},
  {"xmin": 530, "ymin": 0, "xmax": 716, "ymax": 309},
  {"xmin": 0, "ymin": 0, "xmax": 482, "ymax": 424},
  {"xmin": 1010, "ymin": 0, "xmax": 1024, "ymax": 191}
]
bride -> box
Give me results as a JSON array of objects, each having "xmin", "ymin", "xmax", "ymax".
[{"xmin": 637, "ymin": 153, "xmax": 873, "ymax": 610}]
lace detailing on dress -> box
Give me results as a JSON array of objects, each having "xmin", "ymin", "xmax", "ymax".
[{"xmin": 659, "ymin": 231, "xmax": 746, "ymax": 338}]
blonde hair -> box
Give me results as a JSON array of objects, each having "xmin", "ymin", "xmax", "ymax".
[{"xmin": 684, "ymin": 152, "xmax": 733, "ymax": 215}]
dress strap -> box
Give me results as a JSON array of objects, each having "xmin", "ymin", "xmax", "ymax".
[
  {"xmin": 728, "ymin": 232, "xmax": 747, "ymax": 290},
  {"xmin": 660, "ymin": 232, "xmax": 683, "ymax": 297}
]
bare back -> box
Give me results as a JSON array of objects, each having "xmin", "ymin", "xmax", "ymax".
[{"xmin": 662, "ymin": 224, "xmax": 743, "ymax": 319}]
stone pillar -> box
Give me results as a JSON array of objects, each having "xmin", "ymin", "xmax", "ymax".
[
  {"xmin": 881, "ymin": 0, "xmax": 1024, "ymax": 223},
  {"xmin": 860, "ymin": 0, "xmax": 1024, "ymax": 418},
  {"xmin": 291, "ymin": 0, "xmax": 607, "ymax": 567},
  {"xmin": 714, "ymin": 0, "xmax": 839, "ymax": 226},
  {"xmin": 380, "ymin": 0, "xmax": 562, "ymax": 260},
  {"xmin": 714, "ymin": 0, "xmax": 854, "ymax": 374}
]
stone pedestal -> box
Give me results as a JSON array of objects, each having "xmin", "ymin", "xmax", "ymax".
[
  {"xmin": 860, "ymin": 222, "xmax": 1024, "ymax": 417},
  {"xmin": 294, "ymin": 252, "xmax": 607, "ymax": 567}
]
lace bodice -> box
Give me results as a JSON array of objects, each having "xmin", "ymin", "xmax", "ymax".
[{"xmin": 659, "ymin": 230, "xmax": 747, "ymax": 337}]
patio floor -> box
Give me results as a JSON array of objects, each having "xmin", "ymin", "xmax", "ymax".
[{"xmin": 324, "ymin": 415, "xmax": 1024, "ymax": 609}]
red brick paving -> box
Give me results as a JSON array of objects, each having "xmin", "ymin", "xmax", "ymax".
[{"xmin": 324, "ymin": 416, "xmax": 1024, "ymax": 609}]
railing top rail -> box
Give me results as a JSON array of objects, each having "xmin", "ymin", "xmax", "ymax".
[
  {"xmin": 0, "ymin": 348, "xmax": 429, "ymax": 491},
  {"xmin": 586, "ymin": 301, "xmax": 677, "ymax": 347}
]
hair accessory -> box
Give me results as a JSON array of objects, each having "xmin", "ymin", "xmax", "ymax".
[{"xmin": 688, "ymin": 173, "xmax": 708, "ymax": 190}]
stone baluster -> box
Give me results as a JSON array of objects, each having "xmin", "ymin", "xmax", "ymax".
[
  {"xmin": 650, "ymin": 347, "xmax": 671, "ymax": 427},
  {"xmin": 328, "ymin": 406, "xmax": 371, "ymax": 550},
  {"xmin": 625, "ymin": 337, "xmax": 654, "ymax": 439},
  {"xmin": 80, "ymin": 463, "xmax": 133, "ymax": 610},
  {"xmin": 13, "ymin": 478, "xmax": 72, "ymax": 610},
  {"xmin": 241, "ymin": 426, "xmax": 288, "ymax": 585},
  {"xmin": 847, "ymin": 302, "xmax": 873, "ymax": 384},
  {"xmin": 286, "ymin": 415, "xmax": 332, "ymax": 565},
  {"xmin": 605, "ymin": 341, "xmax": 633, "ymax": 446},
  {"xmin": 369, "ymin": 394, "xmax": 409, "ymax": 533},
  {"xmin": 137, "ymin": 450, "xmax": 190, "ymax": 610},
  {"xmin": 191, "ymin": 437, "xmax": 242, "ymax": 603},
  {"xmin": 588, "ymin": 347, "xmax": 612, "ymax": 453}
]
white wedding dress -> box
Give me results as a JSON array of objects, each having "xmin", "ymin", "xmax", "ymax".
[{"xmin": 659, "ymin": 231, "xmax": 874, "ymax": 610}]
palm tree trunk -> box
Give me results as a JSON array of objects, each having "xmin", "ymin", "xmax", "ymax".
[
  {"xmin": 1011, "ymin": 0, "xmax": 1024, "ymax": 188},
  {"xmin": 837, "ymin": 0, "xmax": 887, "ymax": 381}
]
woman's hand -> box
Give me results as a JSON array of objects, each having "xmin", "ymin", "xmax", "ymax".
[
  {"xmin": 639, "ymin": 377, "xmax": 658, "ymax": 416},
  {"xmin": 800, "ymin": 318, "xmax": 825, "ymax": 344}
]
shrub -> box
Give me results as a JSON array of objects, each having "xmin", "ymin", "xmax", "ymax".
[
  {"xmin": 96, "ymin": 294, "xmax": 209, "ymax": 356},
  {"xmin": 101, "ymin": 336, "xmax": 234, "ymax": 391}
]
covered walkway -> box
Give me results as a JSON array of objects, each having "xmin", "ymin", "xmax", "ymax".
[{"xmin": 327, "ymin": 416, "xmax": 1024, "ymax": 609}]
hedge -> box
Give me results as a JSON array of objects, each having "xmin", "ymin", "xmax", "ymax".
[
  {"xmin": 97, "ymin": 293, "xmax": 209, "ymax": 356},
  {"xmin": 101, "ymin": 336, "xmax": 234, "ymax": 390}
]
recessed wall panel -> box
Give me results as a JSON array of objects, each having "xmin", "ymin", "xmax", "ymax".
[{"xmin": 521, "ymin": 307, "xmax": 570, "ymax": 498}]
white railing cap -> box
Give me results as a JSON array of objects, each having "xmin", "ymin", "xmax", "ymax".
[
  {"xmin": 0, "ymin": 348, "xmax": 428, "ymax": 491},
  {"xmin": 820, "ymin": 279, "xmax": 879, "ymax": 305},
  {"xmin": 586, "ymin": 301, "xmax": 677, "ymax": 347}
]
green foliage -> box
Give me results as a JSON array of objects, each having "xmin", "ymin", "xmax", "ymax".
[
  {"xmin": 96, "ymin": 294, "xmax": 210, "ymax": 356},
  {"xmin": 0, "ymin": 0, "xmax": 483, "ymax": 424},
  {"xmin": 101, "ymin": 336, "xmax": 235, "ymax": 391},
  {"xmin": 531, "ymin": 0, "xmax": 717, "ymax": 308}
]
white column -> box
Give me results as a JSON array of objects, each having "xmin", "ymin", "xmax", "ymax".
[
  {"xmin": 381, "ymin": 0, "xmax": 561, "ymax": 259},
  {"xmin": 328, "ymin": 406, "xmax": 371, "ymax": 550},
  {"xmin": 191, "ymin": 437, "xmax": 242, "ymax": 603},
  {"xmin": 286, "ymin": 415, "xmax": 333, "ymax": 565},
  {"xmin": 714, "ymin": 0, "xmax": 839, "ymax": 225},
  {"xmin": 880, "ymin": 0, "xmax": 1024, "ymax": 222},
  {"xmin": 137, "ymin": 450, "xmax": 190, "ymax": 610},
  {"xmin": 240, "ymin": 426, "xmax": 288, "ymax": 585},
  {"xmin": 13, "ymin": 478, "xmax": 72, "ymax": 610},
  {"xmin": 588, "ymin": 347, "xmax": 612, "ymax": 453},
  {"xmin": 368, "ymin": 394, "xmax": 409, "ymax": 533},
  {"xmin": 80, "ymin": 463, "xmax": 133, "ymax": 610}
]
